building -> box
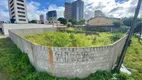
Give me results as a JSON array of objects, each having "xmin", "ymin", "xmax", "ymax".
[
  {"xmin": 64, "ymin": 2, "xmax": 72, "ymax": 20},
  {"xmin": 72, "ymin": 0, "xmax": 84, "ymax": 21},
  {"xmin": 88, "ymin": 16, "xmax": 120, "ymax": 26},
  {"xmin": 39, "ymin": 14, "xmax": 44, "ymax": 24},
  {"xmin": 40, "ymin": 14, "xmax": 44, "ymax": 21},
  {"xmin": 64, "ymin": 0, "xmax": 84, "ymax": 21},
  {"xmin": 94, "ymin": 10, "xmax": 105, "ymax": 17},
  {"xmin": 46, "ymin": 10, "xmax": 57, "ymax": 21},
  {"xmin": 8, "ymin": 0, "xmax": 28, "ymax": 23}
]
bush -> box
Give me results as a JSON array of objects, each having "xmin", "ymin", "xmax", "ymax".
[
  {"xmin": 58, "ymin": 17, "xmax": 67, "ymax": 25},
  {"xmin": 110, "ymin": 33, "xmax": 123, "ymax": 42},
  {"xmin": 24, "ymin": 31, "xmax": 124, "ymax": 47},
  {"xmin": 113, "ymin": 21, "xmax": 123, "ymax": 27},
  {"xmin": 67, "ymin": 23, "xmax": 72, "ymax": 27}
]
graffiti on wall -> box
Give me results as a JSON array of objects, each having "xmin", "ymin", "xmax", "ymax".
[{"xmin": 53, "ymin": 50, "xmax": 110, "ymax": 63}]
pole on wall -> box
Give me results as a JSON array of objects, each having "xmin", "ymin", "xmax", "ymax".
[{"xmin": 115, "ymin": 0, "xmax": 142, "ymax": 72}]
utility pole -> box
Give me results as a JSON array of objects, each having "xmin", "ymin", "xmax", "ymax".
[{"xmin": 115, "ymin": 0, "xmax": 142, "ymax": 72}]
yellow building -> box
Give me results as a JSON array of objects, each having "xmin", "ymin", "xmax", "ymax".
[{"xmin": 88, "ymin": 17, "xmax": 120, "ymax": 26}]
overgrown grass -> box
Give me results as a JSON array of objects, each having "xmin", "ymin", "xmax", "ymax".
[
  {"xmin": 24, "ymin": 32, "xmax": 124, "ymax": 47},
  {"xmin": 0, "ymin": 38, "xmax": 128, "ymax": 80},
  {"xmin": 124, "ymin": 36, "xmax": 142, "ymax": 80}
]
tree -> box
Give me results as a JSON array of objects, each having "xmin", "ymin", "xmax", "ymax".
[
  {"xmin": 29, "ymin": 20, "xmax": 37, "ymax": 23},
  {"xmin": 123, "ymin": 17, "xmax": 133, "ymax": 26},
  {"xmin": 134, "ymin": 21, "xmax": 142, "ymax": 33},
  {"xmin": 57, "ymin": 18, "xmax": 67, "ymax": 25},
  {"xmin": 68, "ymin": 18, "xmax": 77, "ymax": 25},
  {"xmin": 67, "ymin": 22, "xmax": 72, "ymax": 27},
  {"xmin": 123, "ymin": 17, "xmax": 142, "ymax": 27},
  {"xmin": 77, "ymin": 20, "xmax": 86, "ymax": 25},
  {"xmin": 134, "ymin": 21, "xmax": 142, "ymax": 41},
  {"xmin": 113, "ymin": 21, "xmax": 122, "ymax": 27}
]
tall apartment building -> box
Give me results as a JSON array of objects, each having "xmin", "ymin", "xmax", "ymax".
[
  {"xmin": 72, "ymin": 0, "xmax": 84, "ymax": 21},
  {"xmin": 8, "ymin": 0, "xmax": 28, "ymax": 23},
  {"xmin": 46, "ymin": 10, "xmax": 57, "ymax": 21},
  {"xmin": 40, "ymin": 14, "xmax": 44, "ymax": 21},
  {"xmin": 64, "ymin": 0, "xmax": 84, "ymax": 21},
  {"xmin": 39, "ymin": 14, "xmax": 44, "ymax": 24},
  {"xmin": 64, "ymin": 2, "xmax": 72, "ymax": 20}
]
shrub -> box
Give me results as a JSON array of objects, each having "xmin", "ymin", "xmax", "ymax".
[
  {"xmin": 111, "ymin": 33, "xmax": 123, "ymax": 42},
  {"xmin": 113, "ymin": 21, "xmax": 123, "ymax": 27},
  {"xmin": 67, "ymin": 23, "xmax": 72, "ymax": 27}
]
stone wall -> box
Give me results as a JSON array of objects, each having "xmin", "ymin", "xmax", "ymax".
[
  {"xmin": 2, "ymin": 23, "xmax": 55, "ymax": 35},
  {"xmin": 9, "ymin": 28, "xmax": 127, "ymax": 78}
]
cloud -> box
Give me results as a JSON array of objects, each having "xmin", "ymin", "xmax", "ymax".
[
  {"xmin": 0, "ymin": 9, "xmax": 9, "ymax": 21},
  {"xmin": 0, "ymin": 0, "xmax": 141, "ymax": 21},
  {"xmin": 27, "ymin": 1, "xmax": 64, "ymax": 21},
  {"xmin": 27, "ymin": 1, "xmax": 46, "ymax": 20},
  {"xmin": 47, "ymin": 4, "xmax": 65, "ymax": 18},
  {"xmin": 83, "ymin": 0, "xmax": 140, "ymax": 19},
  {"xmin": 0, "ymin": 0, "xmax": 8, "ymax": 9},
  {"xmin": 0, "ymin": 0, "xmax": 9, "ymax": 21},
  {"xmin": 0, "ymin": 0, "xmax": 64, "ymax": 21}
]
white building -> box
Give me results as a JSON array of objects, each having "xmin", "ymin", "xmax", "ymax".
[
  {"xmin": 40, "ymin": 14, "xmax": 44, "ymax": 21},
  {"xmin": 8, "ymin": 0, "xmax": 28, "ymax": 23}
]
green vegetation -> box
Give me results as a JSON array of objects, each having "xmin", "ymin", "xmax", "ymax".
[
  {"xmin": 124, "ymin": 36, "xmax": 142, "ymax": 80},
  {"xmin": 0, "ymin": 37, "xmax": 128, "ymax": 80},
  {"xmin": 24, "ymin": 32, "xmax": 124, "ymax": 47},
  {"xmin": 58, "ymin": 17, "xmax": 67, "ymax": 25},
  {"xmin": 113, "ymin": 21, "xmax": 123, "ymax": 27},
  {"xmin": 122, "ymin": 17, "xmax": 142, "ymax": 33},
  {"xmin": 29, "ymin": 20, "xmax": 37, "ymax": 23},
  {"xmin": 68, "ymin": 19, "xmax": 85, "ymax": 25}
]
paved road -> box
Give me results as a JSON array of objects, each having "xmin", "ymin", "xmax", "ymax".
[{"xmin": 0, "ymin": 36, "xmax": 8, "ymax": 39}]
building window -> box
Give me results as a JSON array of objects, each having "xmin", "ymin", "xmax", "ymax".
[
  {"xmin": 19, "ymin": 19, "xmax": 26, "ymax": 21},
  {"xmin": 18, "ymin": 11, "xmax": 25, "ymax": 14},
  {"xmin": 17, "ymin": 3, "xmax": 24, "ymax": 6},
  {"xmin": 12, "ymin": 15, "xmax": 15, "ymax": 19},
  {"xmin": 11, "ymin": 7, "xmax": 14, "ymax": 12},
  {"xmin": 18, "ymin": 15, "xmax": 25, "ymax": 18},
  {"xmin": 17, "ymin": 0, "xmax": 24, "ymax": 2},
  {"xmin": 11, "ymin": 11, "xmax": 15, "ymax": 15},
  {"xmin": 10, "ymin": 0, "xmax": 14, "ymax": 5},
  {"xmin": 17, "ymin": 7, "xmax": 25, "ymax": 10},
  {"xmin": 10, "ymin": 3, "xmax": 14, "ymax": 8}
]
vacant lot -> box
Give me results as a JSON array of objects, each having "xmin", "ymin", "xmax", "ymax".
[
  {"xmin": 0, "ymin": 37, "xmax": 128, "ymax": 80},
  {"xmin": 24, "ymin": 32, "xmax": 124, "ymax": 47}
]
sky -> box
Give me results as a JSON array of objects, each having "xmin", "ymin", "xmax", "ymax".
[{"xmin": 0, "ymin": 0, "xmax": 141, "ymax": 21}]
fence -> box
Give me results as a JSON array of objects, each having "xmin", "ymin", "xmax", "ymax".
[{"xmin": 9, "ymin": 28, "xmax": 127, "ymax": 78}]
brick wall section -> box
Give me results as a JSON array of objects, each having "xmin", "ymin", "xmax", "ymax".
[{"xmin": 9, "ymin": 28, "xmax": 127, "ymax": 78}]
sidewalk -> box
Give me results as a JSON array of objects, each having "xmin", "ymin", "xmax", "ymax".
[{"xmin": 0, "ymin": 35, "xmax": 8, "ymax": 39}]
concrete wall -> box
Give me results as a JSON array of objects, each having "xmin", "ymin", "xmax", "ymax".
[
  {"xmin": 9, "ymin": 28, "xmax": 127, "ymax": 78},
  {"xmin": 2, "ymin": 23, "xmax": 54, "ymax": 35},
  {"xmin": 0, "ymin": 23, "xmax": 3, "ymax": 28}
]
